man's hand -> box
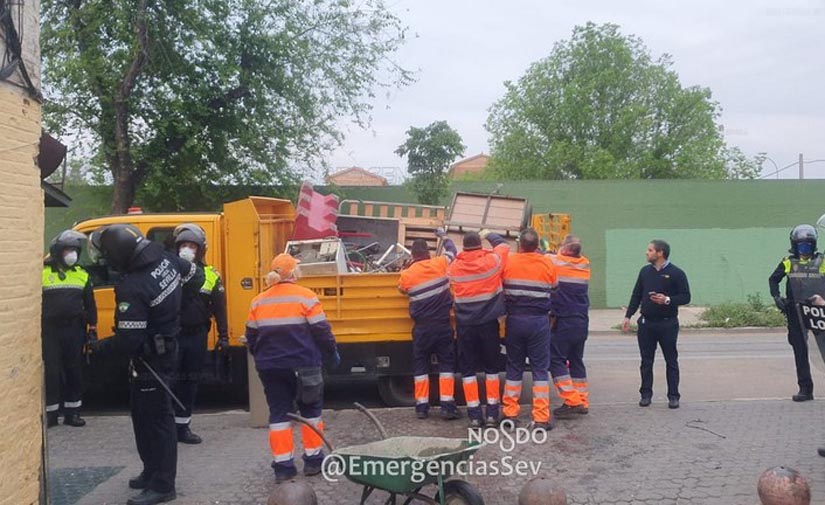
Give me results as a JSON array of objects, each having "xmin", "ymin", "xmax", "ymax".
[
  {"xmin": 809, "ymin": 295, "xmax": 825, "ymax": 307},
  {"xmin": 435, "ymin": 227, "xmax": 447, "ymax": 238},
  {"xmin": 86, "ymin": 327, "xmax": 98, "ymax": 343},
  {"xmin": 327, "ymin": 349, "xmax": 342, "ymax": 370},
  {"xmin": 622, "ymin": 317, "xmax": 631, "ymax": 333},
  {"xmin": 774, "ymin": 295, "xmax": 788, "ymax": 313},
  {"xmin": 479, "ymin": 229, "xmax": 491, "ymax": 240},
  {"xmin": 216, "ymin": 335, "xmax": 229, "ymax": 353},
  {"xmin": 649, "ymin": 292, "xmax": 668, "ymax": 305}
]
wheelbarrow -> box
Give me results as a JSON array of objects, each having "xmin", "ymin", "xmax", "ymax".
[{"xmin": 287, "ymin": 402, "xmax": 485, "ymax": 505}]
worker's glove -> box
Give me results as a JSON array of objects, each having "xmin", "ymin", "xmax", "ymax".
[
  {"xmin": 435, "ymin": 227, "xmax": 447, "ymax": 238},
  {"xmin": 216, "ymin": 335, "xmax": 229, "ymax": 353},
  {"xmin": 479, "ymin": 229, "xmax": 491, "ymax": 240},
  {"xmin": 773, "ymin": 296, "xmax": 788, "ymax": 313},
  {"xmin": 325, "ymin": 348, "xmax": 342, "ymax": 370},
  {"xmin": 86, "ymin": 338, "xmax": 104, "ymax": 354},
  {"xmin": 86, "ymin": 328, "xmax": 98, "ymax": 343}
]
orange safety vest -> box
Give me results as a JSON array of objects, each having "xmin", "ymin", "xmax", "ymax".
[
  {"xmin": 448, "ymin": 244, "xmax": 509, "ymax": 325},
  {"xmin": 549, "ymin": 253, "xmax": 590, "ymax": 318},
  {"xmin": 502, "ymin": 252, "xmax": 557, "ymax": 315},
  {"xmin": 399, "ymin": 256, "xmax": 452, "ymax": 322}
]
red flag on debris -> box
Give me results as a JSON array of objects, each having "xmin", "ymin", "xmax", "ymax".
[{"xmin": 291, "ymin": 182, "xmax": 339, "ymax": 240}]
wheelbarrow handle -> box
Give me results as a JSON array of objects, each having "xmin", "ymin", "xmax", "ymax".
[
  {"xmin": 286, "ymin": 413, "xmax": 336, "ymax": 451},
  {"xmin": 353, "ymin": 402, "xmax": 388, "ymax": 440}
]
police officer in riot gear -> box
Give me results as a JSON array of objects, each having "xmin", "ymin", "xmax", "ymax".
[
  {"xmin": 171, "ymin": 223, "xmax": 229, "ymax": 444},
  {"xmin": 769, "ymin": 224, "xmax": 824, "ymax": 402},
  {"xmin": 42, "ymin": 230, "xmax": 97, "ymax": 427},
  {"xmin": 88, "ymin": 224, "xmax": 202, "ymax": 505}
]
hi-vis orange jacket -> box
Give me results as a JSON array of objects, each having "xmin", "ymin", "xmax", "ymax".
[
  {"xmin": 501, "ymin": 250, "xmax": 557, "ymax": 316},
  {"xmin": 448, "ymin": 239, "xmax": 509, "ymax": 325},
  {"xmin": 548, "ymin": 253, "xmax": 590, "ymax": 317},
  {"xmin": 398, "ymin": 239, "xmax": 457, "ymax": 323},
  {"xmin": 245, "ymin": 281, "xmax": 336, "ymax": 369}
]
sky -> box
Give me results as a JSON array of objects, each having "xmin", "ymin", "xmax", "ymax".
[{"xmin": 325, "ymin": 0, "xmax": 825, "ymax": 183}]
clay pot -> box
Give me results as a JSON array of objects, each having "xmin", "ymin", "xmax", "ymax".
[
  {"xmin": 518, "ymin": 476, "xmax": 568, "ymax": 505},
  {"xmin": 268, "ymin": 480, "xmax": 318, "ymax": 505},
  {"xmin": 757, "ymin": 466, "xmax": 810, "ymax": 505}
]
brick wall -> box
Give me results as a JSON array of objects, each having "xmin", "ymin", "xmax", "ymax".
[{"xmin": 0, "ymin": 0, "xmax": 44, "ymax": 502}]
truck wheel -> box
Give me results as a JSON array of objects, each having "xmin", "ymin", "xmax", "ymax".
[
  {"xmin": 377, "ymin": 376, "xmax": 415, "ymax": 407},
  {"xmin": 434, "ymin": 480, "xmax": 485, "ymax": 505}
]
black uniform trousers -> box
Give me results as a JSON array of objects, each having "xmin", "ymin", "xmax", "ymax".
[
  {"xmin": 172, "ymin": 325, "xmax": 209, "ymax": 426},
  {"xmin": 637, "ymin": 316, "xmax": 680, "ymax": 400},
  {"xmin": 131, "ymin": 356, "xmax": 177, "ymax": 493},
  {"xmin": 786, "ymin": 311, "xmax": 813, "ymax": 393},
  {"xmin": 42, "ymin": 320, "xmax": 85, "ymax": 414}
]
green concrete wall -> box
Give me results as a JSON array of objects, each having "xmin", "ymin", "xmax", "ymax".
[{"xmin": 48, "ymin": 180, "xmax": 825, "ymax": 307}]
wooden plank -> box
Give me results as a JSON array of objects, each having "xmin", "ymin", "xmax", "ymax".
[{"xmin": 379, "ymin": 205, "xmax": 389, "ymax": 218}]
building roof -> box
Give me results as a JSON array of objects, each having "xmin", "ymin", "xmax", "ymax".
[{"xmin": 325, "ymin": 166, "xmax": 389, "ymax": 185}]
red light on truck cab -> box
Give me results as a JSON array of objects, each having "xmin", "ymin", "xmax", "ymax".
[{"xmin": 127, "ymin": 207, "xmax": 143, "ymax": 214}]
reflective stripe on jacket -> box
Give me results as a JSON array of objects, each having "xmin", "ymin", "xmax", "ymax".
[
  {"xmin": 41, "ymin": 265, "xmax": 96, "ymax": 324},
  {"xmin": 245, "ymin": 282, "xmax": 336, "ymax": 370},
  {"xmin": 399, "ymin": 256, "xmax": 452, "ymax": 323},
  {"xmin": 448, "ymin": 243, "xmax": 509, "ymax": 325},
  {"xmin": 549, "ymin": 253, "xmax": 590, "ymax": 318},
  {"xmin": 502, "ymin": 252, "xmax": 556, "ymax": 315}
]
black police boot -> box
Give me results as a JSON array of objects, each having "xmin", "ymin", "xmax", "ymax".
[
  {"xmin": 126, "ymin": 488, "xmax": 176, "ymax": 505},
  {"xmin": 792, "ymin": 389, "xmax": 814, "ymax": 402},
  {"xmin": 639, "ymin": 397, "xmax": 652, "ymax": 407},
  {"xmin": 128, "ymin": 472, "xmax": 149, "ymax": 490},
  {"xmin": 46, "ymin": 412, "xmax": 59, "ymax": 428},
  {"xmin": 177, "ymin": 425, "xmax": 202, "ymax": 444},
  {"xmin": 668, "ymin": 397, "xmax": 680, "ymax": 409},
  {"xmin": 63, "ymin": 413, "xmax": 86, "ymax": 427}
]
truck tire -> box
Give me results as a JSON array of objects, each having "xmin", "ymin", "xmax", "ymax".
[
  {"xmin": 434, "ymin": 480, "xmax": 485, "ymax": 505},
  {"xmin": 377, "ymin": 375, "xmax": 416, "ymax": 407}
]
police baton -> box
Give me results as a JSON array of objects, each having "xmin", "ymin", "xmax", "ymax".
[{"xmin": 137, "ymin": 357, "xmax": 186, "ymax": 411}]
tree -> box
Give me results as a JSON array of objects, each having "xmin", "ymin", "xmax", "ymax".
[
  {"xmin": 396, "ymin": 121, "xmax": 465, "ymax": 205},
  {"xmin": 41, "ymin": 0, "xmax": 412, "ymax": 213},
  {"xmin": 486, "ymin": 22, "xmax": 761, "ymax": 180}
]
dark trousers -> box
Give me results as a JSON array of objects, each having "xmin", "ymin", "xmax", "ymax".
[
  {"xmin": 259, "ymin": 368, "xmax": 324, "ymax": 476},
  {"xmin": 637, "ymin": 317, "xmax": 680, "ymax": 400},
  {"xmin": 412, "ymin": 322, "xmax": 456, "ymax": 414},
  {"xmin": 505, "ymin": 315, "xmax": 550, "ymax": 383},
  {"xmin": 131, "ymin": 362, "xmax": 177, "ymax": 493},
  {"xmin": 457, "ymin": 319, "xmax": 502, "ymax": 420},
  {"xmin": 787, "ymin": 314, "xmax": 813, "ymax": 393},
  {"xmin": 42, "ymin": 322, "xmax": 85, "ymax": 415},
  {"xmin": 172, "ymin": 326, "xmax": 209, "ymax": 426},
  {"xmin": 549, "ymin": 316, "xmax": 588, "ymax": 379}
]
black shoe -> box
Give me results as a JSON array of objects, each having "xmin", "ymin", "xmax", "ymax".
[
  {"xmin": 530, "ymin": 420, "xmax": 554, "ymax": 432},
  {"xmin": 63, "ymin": 413, "xmax": 86, "ymax": 427},
  {"xmin": 500, "ymin": 416, "xmax": 520, "ymax": 429},
  {"xmin": 177, "ymin": 425, "xmax": 202, "ymax": 444},
  {"xmin": 792, "ymin": 391, "xmax": 814, "ymax": 402},
  {"xmin": 639, "ymin": 397, "xmax": 652, "ymax": 407},
  {"xmin": 553, "ymin": 404, "xmax": 587, "ymax": 419},
  {"xmin": 416, "ymin": 410, "xmax": 429, "ymax": 420},
  {"xmin": 304, "ymin": 463, "xmax": 322, "ymax": 477},
  {"xmin": 668, "ymin": 397, "xmax": 680, "ymax": 409},
  {"xmin": 468, "ymin": 418, "xmax": 484, "ymax": 428},
  {"xmin": 484, "ymin": 416, "xmax": 499, "ymax": 427},
  {"xmin": 46, "ymin": 412, "xmax": 59, "ymax": 428},
  {"xmin": 126, "ymin": 489, "xmax": 176, "ymax": 505},
  {"xmin": 128, "ymin": 473, "xmax": 149, "ymax": 490},
  {"xmin": 275, "ymin": 468, "xmax": 298, "ymax": 484},
  {"xmin": 818, "ymin": 447, "xmax": 825, "ymax": 458},
  {"xmin": 440, "ymin": 409, "xmax": 461, "ymax": 421}
]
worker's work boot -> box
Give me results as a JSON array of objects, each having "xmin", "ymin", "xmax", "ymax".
[
  {"xmin": 274, "ymin": 467, "xmax": 298, "ymax": 484},
  {"xmin": 46, "ymin": 411, "xmax": 59, "ymax": 428},
  {"xmin": 64, "ymin": 413, "xmax": 86, "ymax": 427},
  {"xmin": 416, "ymin": 410, "xmax": 429, "ymax": 420},
  {"xmin": 553, "ymin": 404, "xmax": 586, "ymax": 419},
  {"xmin": 792, "ymin": 389, "xmax": 814, "ymax": 402},
  {"xmin": 126, "ymin": 489, "xmax": 176, "ymax": 505},
  {"xmin": 177, "ymin": 425, "xmax": 202, "ymax": 444},
  {"xmin": 128, "ymin": 472, "xmax": 149, "ymax": 490},
  {"xmin": 439, "ymin": 408, "xmax": 461, "ymax": 421},
  {"xmin": 500, "ymin": 417, "xmax": 520, "ymax": 430},
  {"xmin": 468, "ymin": 418, "xmax": 484, "ymax": 429},
  {"xmin": 530, "ymin": 420, "xmax": 555, "ymax": 432},
  {"xmin": 818, "ymin": 447, "xmax": 825, "ymax": 458},
  {"xmin": 304, "ymin": 461, "xmax": 322, "ymax": 477},
  {"xmin": 638, "ymin": 396, "xmax": 652, "ymax": 407}
]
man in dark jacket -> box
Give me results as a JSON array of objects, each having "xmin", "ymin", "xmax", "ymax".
[
  {"xmin": 622, "ymin": 240, "xmax": 691, "ymax": 409},
  {"xmin": 89, "ymin": 224, "xmax": 202, "ymax": 505},
  {"xmin": 42, "ymin": 230, "xmax": 97, "ymax": 427}
]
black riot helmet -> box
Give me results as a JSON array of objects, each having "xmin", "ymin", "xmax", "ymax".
[
  {"xmin": 49, "ymin": 229, "xmax": 86, "ymax": 259},
  {"xmin": 172, "ymin": 223, "xmax": 207, "ymax": 260},
  {"xmin": 88, "ymin": 224, "xmax": 150, "ymax": 272},
  {"xmin": 790, "ymin": 224, "xmax": 818, "ymax": 257}
]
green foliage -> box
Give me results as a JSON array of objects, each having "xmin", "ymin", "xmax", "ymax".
[
  {"xmin": 41, "ymin": 0, "xmax": 412, "ymax": 212},
  {"xmin": 486, "ymin": 22, "xmax": 762, "ymax": 181},
  {"xmin": 395, "ymin": 121, "xmax": 465, "ymax": 205},
  {"xmin": 700, "ymin": 293, "xmax": 786, "ymax": 328}
]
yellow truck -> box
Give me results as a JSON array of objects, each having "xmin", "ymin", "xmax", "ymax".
[{"xmin": 73, "ymin": 195, "xmax": 569, "ymax": 405}]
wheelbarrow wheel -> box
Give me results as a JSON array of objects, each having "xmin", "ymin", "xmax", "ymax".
[
  {"xmin": 434, "ymin": 480, "xmax": 484, "ymax": 505},
  {"xmin": 377, "ymin": 375, "xmax": 415, "ymax": 407}
]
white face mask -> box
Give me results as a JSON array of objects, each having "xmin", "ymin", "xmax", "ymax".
[
  {"xmin": 63, "ymin": 251, "xmax": 78, "ymax": 267},
  {"xmin": 178, "ymin": 247, "xmax": 197, "ymax": 262}
]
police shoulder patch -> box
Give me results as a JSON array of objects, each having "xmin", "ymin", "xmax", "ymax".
[{"xmin": 118, "ymin": 302, "xmax": 130, "ymax": 313}]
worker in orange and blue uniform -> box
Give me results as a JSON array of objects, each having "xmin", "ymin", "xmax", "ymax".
[
  {"xmin": 448, "ymin": 230, "xmax": 509, "ymax": 427},
  {"xmin": 548, "ymin": 235, "xmax": 591, "ymax": 419},
  {"xmin": 398, "ymin": 231, "xmax": 460, "ymax": 420},
  {"xmin": 245, "ymin": 254, "xmax": 339, "ymax": 483},
  {"xmin": 491, "ymin": 228, "xmax": 557, "ymax": 431}
]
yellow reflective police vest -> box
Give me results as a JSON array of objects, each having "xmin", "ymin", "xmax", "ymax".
[{"xmin": 42, "ymin": 266, "xmax": 89, "ymax": 292}]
